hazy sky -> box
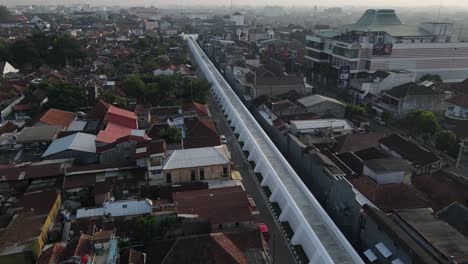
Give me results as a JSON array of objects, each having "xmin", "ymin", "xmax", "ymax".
[{"xmin": 3, "ymin": 0, "xmax": 468, "ymax": 8}]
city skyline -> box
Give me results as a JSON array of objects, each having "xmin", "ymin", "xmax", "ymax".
[{"xmin": 2, "ymin": 0, "xmax": 468, "ymax": 8}]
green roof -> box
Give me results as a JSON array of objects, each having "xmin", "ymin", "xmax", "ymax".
[{"xmin": 339, "ymin": 9, "xmax": 431, "ymax": 37}]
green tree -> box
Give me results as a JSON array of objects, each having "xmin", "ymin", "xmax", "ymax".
[
  {"xmin": 134, "ymin": 215, "xmax": 178, "ymax": 243},
  {"xmin": 419, "ymin": 74, "xmax": 442, "ymax": 83},
  {"xmin": 140, "ymin": 56, "xmax": 159, "ymax": 74},
  {"xmin": 435, "ymin": 130, "xmax": 459, "ymax": 155},
  {"xmin": 345, "ymin": 104, "xmax": 366, "ymax": 118},
  {"xmin": 10, "ymin": 39, "xmax": 42, "ymax": 70},
  {"xmin": 159, "ymin": 126, "xmax": 182, "ymax": 144},
  {"xmin": 405, "ymin": 109, "xmax": 440, "ymax": 135},
  {"xmin": 122, "ymin": 75, "xmax": 145, "ymax": 97},
  {"xmin": 189, "ymin": 78, "xmax": 211, "ymax": 103},
  {"xmin": 98, "ymin": 91, "xmax": 128, "ymax": 108},
  {"xmin": 48, "ymin": 35, "xmax": 87, "ymax": 67},
  {"xmin": 37, "ymin": 81, "xmax": 87, "ymax": 112},
  {"xmin": 0, "ymin": 6, "xmax": 10, "ymax": 21},
  {"xmin": 381, "ymin": 111, "xmax": 392, "ymax": 123},
  {"xmin": 8, "ymin": 34, "xmax": 86, "ymax": 70}
]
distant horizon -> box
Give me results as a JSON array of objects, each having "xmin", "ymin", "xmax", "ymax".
[{"xmin": 2, "ymin": 0, "xmax": 468, "ymax": 9}]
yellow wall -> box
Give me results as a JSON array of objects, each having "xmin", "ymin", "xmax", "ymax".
[{"xmin": 35, "ymin": 193, "xmax": 62, "ymax": 258}]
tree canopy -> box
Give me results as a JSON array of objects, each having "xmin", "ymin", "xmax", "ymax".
[
  {"xmin": 122, "ymin": 75, "xmax": 146, "ymax": 97},
  {"xmin": 405, "ymin": 110, "xmax": 440, "ymax": 136},
  {"xmin": 419, "ymin": 74, "xmax": 442, "ymax": 84},
  {"xmin": 345, "ymin": 104, "xmax": 366, "ymax": 118},
  {"xmin": 134, "ymin": 215, "xmax": 178, "ymax": 243},
  {"xmin": 121, "ymin": 74, "xmax": 211, "ymax": 106},
  {"xmin": 0, "ymin": 6, "xmax": 10, "ymax": 21},
  {"xmin": 159, "ymin": 126, "xmax": 182, "ymax": 144},
  {"xmin": 0, "ymin": 34, "xmax": 86, "ymax": 71},
  {"xmin": 435, "ymin": 130, "xmax": 459, "ymax": 156},
  {"xmin": 35, "ymin": 81, "xmax": 87, "ymax": 112}
]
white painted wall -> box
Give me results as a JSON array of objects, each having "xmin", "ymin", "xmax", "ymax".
[{"xmin": 363, "ymin": 166, "xmax": 406, "ymax": 184}]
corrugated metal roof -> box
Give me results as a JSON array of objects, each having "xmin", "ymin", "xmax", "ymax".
[
  {"xmin": 163, "ymin": 145, "xmax": 230, "ymax": 170},
  {"xmin": 297, "ymin": 94, "xmax": 345, "ymax": 108},
  {"xmin": 67, "ymin": 120, "xmax": 87, "ymax": 131},
  {"xmin": 42, "ymin": 132, "xmax": 96, "ymax": 157}
]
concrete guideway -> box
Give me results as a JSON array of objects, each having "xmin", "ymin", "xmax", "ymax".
[{"xmin": 185, "ymin": 35, "xmax": 364, "ymax": 264}]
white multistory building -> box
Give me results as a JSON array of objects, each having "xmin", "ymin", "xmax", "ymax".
[{"xmin": 305, "ymin": 9, "xmax": 468, "ymax": 84}]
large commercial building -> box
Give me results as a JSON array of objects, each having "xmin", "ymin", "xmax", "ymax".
[{"xmin": 305, "ymin": 9, "xmax": 468, "ymax": 88}]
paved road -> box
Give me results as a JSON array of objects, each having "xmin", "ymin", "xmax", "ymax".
[{"xmin": 208, "ymin": 94, "xmax": 298, "ymax": 264}]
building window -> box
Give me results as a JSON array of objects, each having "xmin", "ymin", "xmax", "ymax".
[
  {"xmin": 166, "ymin": 173, "xmax": 172, "ymax": 184},
  {"xmin": 199, "ymin": 168, "xmax": 205, "ymax": 180},
  {"xmin": 191, "ymin": 169, "xmax": 196, "ymax": 181},
  {"xmin": 122, "ymin": 204, "xmax": 127, "ymax": 208},
  {"xmin": 223, "ymin": 166, "xmax": 228, "ymax": 177}
]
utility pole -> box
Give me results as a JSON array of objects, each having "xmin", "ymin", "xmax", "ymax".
[{"xmin": 456, "ymin": 139, "xmax": 466, "ymax": 169}]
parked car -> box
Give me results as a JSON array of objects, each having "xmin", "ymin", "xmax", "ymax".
[{"xmin": 257, "ymin": 223, "xmax": 270, "ymax": 242}]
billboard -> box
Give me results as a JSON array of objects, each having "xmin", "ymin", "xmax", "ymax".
[
  {"xmin": 338, "ymin": 65, "xmax": 350, "ymax": 88},
  {"xmin": 373, "ymin": 44, "xmax": 393, "ymax": 56}
]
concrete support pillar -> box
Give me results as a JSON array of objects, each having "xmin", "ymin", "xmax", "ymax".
[
  {"xmin": 248, "ymin": 147, "xmax": 258, "ymax": 161},
  {"xmin": 243, "ymin": 137, "xmax": 254, "ymax": 152},
  {"xmin": 254, "ymin": 160, "xmax": 265, "ymax": 173},
  {"xmin": 291, "ymin": 224, "xmax": 305, "ymax": 245},
  {"xmin": 269, "ymin": 186, "xmax": 281, "ymax": 203},
  {"xmin": 233, "ymin": 123, "xmax": 242, "ymax": 134},
  {"xmin": 309, "ymin": 253, "xmax": 323, "ymax": 264},
  {"xmin": 260, "ymin": 171, "xmax": 273, "ymax": 186},
  {"xmin": 238, "ymin": 130, "xmax": 247, "ymax": 144},
  {"xmin": 279, "ymin": 204, "xmax": 291, "ymax": 222}
]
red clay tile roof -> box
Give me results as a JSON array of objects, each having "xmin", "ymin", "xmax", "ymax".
[
  {"xmin": 351, "ymin": 176, "xmax": 431, "ymax": 212},
  {"xmin": 39, "ymin": 108, "xmax": 76, "ymax": 128},
  {"xmin": 334, "ymin": 132, "xmax": 385, "ymax": 154},
  {"xmin": 413, "ymin": 171, "xmax": 468, "ymax": 211},
  {"xmin": 0, "ymin": 212, "xmax": 48, "ymax": 253},
  {"xmin": 97, "ymin": 135, "xmax": 148, "ymax": 153},
  {"xmin": 0, "ymin": 121, "xmax": 17, "ymax": 135},
  {"xmin": 96, "ymin": 105, "xmax": 139, "ymax": 142},
  {"xmin": 13, "ymin": 104, "xmax": 33, "ymax": 111},
  {"xmin": 446, "ymin": 94, "xmax": 468, "ymax": 107},
  {"xmin": 173, "ymin": 186, "xmax": 253, "ymax": 225},
  {"xmin": 74, "ymin": 234, "xmax": 93, "ymax": 257},
  {"xmin": 37, "ymin": 242, "xmax": 67, "ymax": 264},
  {"xmin": 18, "ymin": 189, "xmax": 60, "ymax": 215},
  {"xmin": 64, "ymin": 174, "xmax": 96, "ymax": 189},
  {"xmin": 162, "ymin": 233, "xmax": 247, "ymax": 264},
  {"xmin": 183, "ymin": 116, "xmax": 220, "ymax": 149},
  {"xmin": 86, "ymin": 100, "xmax": 111, "ymax": 120},
  {"xmin": 121, "ymin": 249, "xmax": 146, "ymax": 264},
  {"xmin": 225, "ymin": 228, "xmax": 265, "ymax": 252},
  {"xmin": 107, "ymin": 105, "xmax": 138, "ymax": 121},
  {"xmin": 96, "ymin": 122, "xmax": 134, "ymax": 143},
  {"xmin": 183, "ymin": 101, "xmax": 209, "ymax": 117},
  {"xmin": 0, "ymin": 162, "xmax": 64, "ymax": 182}
]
